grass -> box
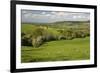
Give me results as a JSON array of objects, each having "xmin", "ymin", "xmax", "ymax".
[
  {"xmin": 21, "ymin": 37, "xmax": 90, "ymax": 63},
  {"xmin": 21, "ymin": 24, "xmax": 37, "ymax": 34}
]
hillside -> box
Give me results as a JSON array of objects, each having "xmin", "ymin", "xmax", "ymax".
[{"xmin": 21, "ymin": 21, "xmax": 90, "ymax": 62}]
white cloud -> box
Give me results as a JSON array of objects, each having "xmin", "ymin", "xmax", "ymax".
[
  {"xmin": 51, "ymin": 11, "xmax": 56, "ymax": 14},
  {"xmin": 73, "ymin": 15, "xmax": 82, "ymax": 19},
  {"xmin": 56, "ymin": 12, "xmax": 67, "ymax": 16},
  {"xmin": 24, "ymin": 13, "xmax": 32, "ymax": 18},
  {"xmin": 22, "ymin": 11, "xmax": 27, "ymax": 14},
  {"xmin": 22, "ymin": 10, "xmax": 90, "ymax": 23},
  {"xmin": 31, "ymin": 14, "xmax": 38, "ymax": 18},
  {"xmin": 72, "ymin": 16, "xmax": 77, "ymax": 19},
  {"xmin": 45, "ymin": 14, "xmax": 51, "ymax": 16},
  {"xmin": 41, "ymin": 12, "xmax": 46, "ymax": 15},
  {"xmin": 51, "ymin": 11, "xmax": 68, "ymax": 16}
]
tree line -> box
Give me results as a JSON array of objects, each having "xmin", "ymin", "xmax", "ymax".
[{"xmin": 21, "ymin": 25, "xmax": 90, "ymax": 48}]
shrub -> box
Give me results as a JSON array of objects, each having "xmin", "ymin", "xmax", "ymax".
[
  {"xmin": 84, "ymin": 30, "xmax": 90, "ymax": 36},
  {"xmin": 57, "ymin": 29, "xmax": 63, "ymax": 33},
  {"xmin": 71, "ymin": 32, "xmax": 76, "ymax": 38},
  {"xmin": 81, "ymin": 32, "xmax": 86, "ymax": 38},
  {"xmin": 62, "ymin": 30, "xmax": 73, "ymax": 40},
  {"xmin": 21, "ymin": 33, "xmax": 33, "ymax": 46},
  {"xmin": 45, "ymin": 34, "xmax": 56, "ymax": 41},
  {"xmin": 73, "ymin": 31, "xmax": 86, "ymax": 38},
  {"xmin": 21, "ymin": 32, "xmax": 25, "ymax": 37},
  {"xmin": 32, "ymin": 27, "xmax": 44, "ymax": 38},
  {"xmin": 32, "ymin": 36, "xmax": 44, "ymax": 47},
  {"xmin": 58, "ymin": 35, "xmax": 66, "ymax": 40},
  {"xmin": 21, "ymin": 36, "xmax": 32, "ymax": 46},
  {"xmin": 66, "ymin": 37, "xmax": 73, "ymax": 40},
  {"xmin": 21, "ymin": 24, "xmax": 90, "ymax": 47}
]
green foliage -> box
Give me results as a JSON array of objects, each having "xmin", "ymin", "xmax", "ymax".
[
  {"xmin": 21, "ymin": 33, "xmax": 32, "ymax": 46},
  {"xmin": 32, "ymin": 36, "xmax": 44, "ymax": 47},
  {"xmin": 32, "ymin": 27, "xmax": 44, "ymax": 38},
  {"xmin": 21, "ymin": 21, "xmax": 90, "ymax": 47}
]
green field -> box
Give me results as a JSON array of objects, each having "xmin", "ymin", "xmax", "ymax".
[
  {"xmin": 21, "ymin": 37, "xmax": 90, "ymax": 63},
  {"xmin": 21, "ymin": 21, "xmax": 90, "ymax": 63}
]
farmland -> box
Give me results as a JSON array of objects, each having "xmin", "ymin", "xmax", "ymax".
[{"xmin": 21, "ymin": 21, "xmax": 90, "ymax": 63}]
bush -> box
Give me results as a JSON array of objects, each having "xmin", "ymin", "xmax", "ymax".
[
  {"xmin": 45, "ymin": 34, "xmax": 56, "ymax": 41},
  {"xmin": 21, "ymin": 25, "xmax": 90, "ymax": 47},
  {"xmin": 21, "ymin": 32, "xmax": 25, "ymax": 37},
  {"xmin": 57, "ymin": 29, "xmax": 63, "ymax": 33},
  {"xmin": 66, "ymin": 37, "xmax": 73, "ymax": 40},
  {"xmin": 32, "ymin": 27, "xmax": 45, "ymax": 38},
  {"xmin": 58, "ymin": 35, "xmax": 66, "ymax": 40},
  {"xmin": 71, "ymin": 32, "xmax": 76, "ymax": 38},
  {"xmin": 21, "ymin": 36, "xmax": 32, "ymax": 46},
  {"xmin": 81, "ymin": 32, "xmax": 86, "ymax": 38},
  {"xmin": 72, "ymin": 31, "xmax": 85, "ymax": 38},
  {"xmin": 62, "ymin": 30, "xmax": 73, "ymax": 40},
  {"xmin": 32, "ymin": 36, "xmax": 44, "ymax": 47}
]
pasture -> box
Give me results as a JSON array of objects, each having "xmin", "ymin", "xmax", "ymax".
[
  {"xmin": 21, "ymin": 37, "xmax": 90, "ymax": 62},
  {"xmin": 21, "ymin": 21, "xmax": 90, "ymax": 63}
]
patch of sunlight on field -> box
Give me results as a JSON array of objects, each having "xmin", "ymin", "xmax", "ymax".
[{"xmin": 21, "ymin": 37, "xmax": 90, "ymax": 63}]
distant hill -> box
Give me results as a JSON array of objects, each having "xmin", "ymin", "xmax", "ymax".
[{"xmin": 22, "ymin": 21, "xmax": 90, "ymax": 25}]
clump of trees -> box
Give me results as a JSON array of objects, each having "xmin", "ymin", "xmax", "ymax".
[
  {"xmin": 21, "ymin": 26, "xmax": 90, "ymax": 48},
  {"xmin": 21, "ymin": 33, "xmax": 32, "ymax": 46}
]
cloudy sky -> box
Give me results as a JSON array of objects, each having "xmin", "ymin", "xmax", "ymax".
[{"xmin": 21, "ymin": 10, "xmax": 90, "ymax": 23}]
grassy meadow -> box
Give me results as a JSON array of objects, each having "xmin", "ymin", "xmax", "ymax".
[{"xmin": 21, "ymin": 21, "xmax": 90, "ymax": 63}]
